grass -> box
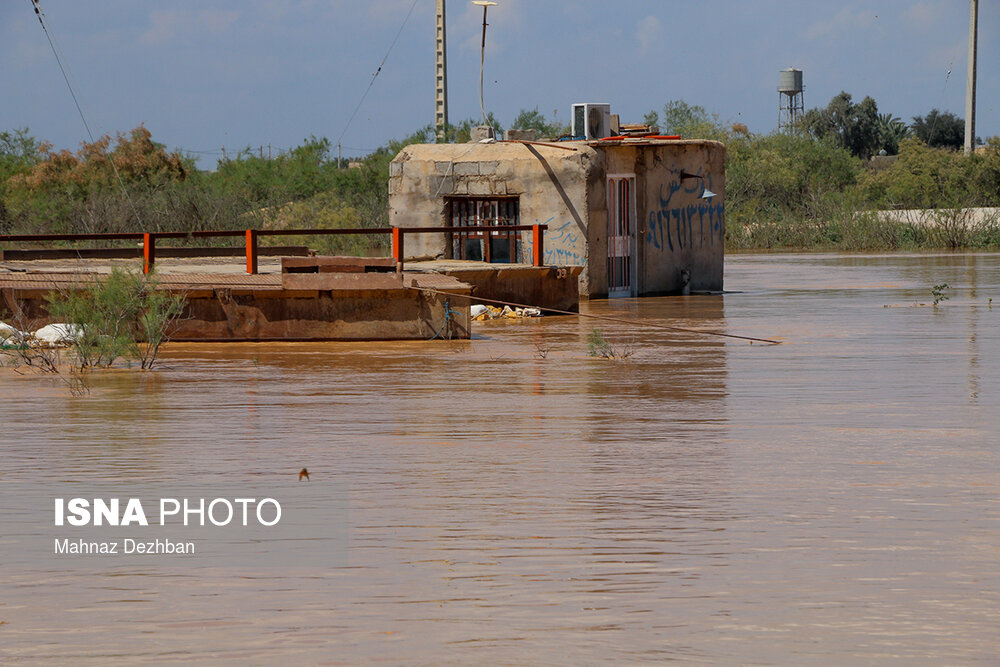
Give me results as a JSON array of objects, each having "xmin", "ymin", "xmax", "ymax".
[
  {"xmin": 725, "ymin": 209, "xmax": 1000, "ymax": 252},
  {"xmin": 587, "ymin": 328, "xmax": 634, "ymax": 360}
]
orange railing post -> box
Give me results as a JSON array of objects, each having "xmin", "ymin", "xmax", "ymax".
[
  {"xmin": 532, "ymin": 224, "xmax": 544, "ymax": 267},
  {"xmin": 245, "ymin": 229, "xmax": 258, "ymax": 274},
  {"xmin": 1, "ymin": 225, "xmax": 548, "ymax": 271},
  {"xmin": 392, "ymin": 227, "xmax": 404, "ymax": 273},
  {"xmin": 143, "ymin": 233, "xmax": 155, "ymax": 274}
]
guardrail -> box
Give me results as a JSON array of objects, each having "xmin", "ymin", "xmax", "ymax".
[{"xmin": 0, "ymin": 224, "xmax": 548, "ymax": 274}]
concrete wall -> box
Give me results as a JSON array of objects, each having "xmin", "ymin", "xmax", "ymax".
[
  {"xmin": 422, "ymin": 265, "xmax": 583, "ymax": 313},
  {"xmin": 169, "ymin": 288, "xmax": 470, "ymax": 341},
  {"xmin": 600, "ymin": 142, "xmax": 726, "ymax": 295},
  {"xmin": 1, "ymin": 286, "xmax": 471, "ymax": 342},
  {"xmin": 873, "ymin": 207, "xmax": 1000, "ymax": 227},
  {"xmin": 390, "ymin": 143, "xmax": 596, "ymax": 269},
  {"xmin": 390, "ymin": 139, "xmax": 724, "ymax": 297}
]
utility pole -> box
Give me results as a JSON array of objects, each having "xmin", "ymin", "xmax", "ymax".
[
  {"xmin": 435, "ymin": 0, "xmax": 448, "ymax": 142},
  {"xmin": 965, "ymin": 0, "xmax": 978, "ymax": 155}
]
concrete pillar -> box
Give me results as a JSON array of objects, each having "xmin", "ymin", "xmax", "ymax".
[
  {"xmin": 435, "ymin": 0, "xmax": 448, "ymax": 143},
  {"xmin": 965, "ymin": 0, "xmax": 978, "ymax": 155}
]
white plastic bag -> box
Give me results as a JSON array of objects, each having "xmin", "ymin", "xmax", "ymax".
[
  {"xmin": 34, "ymin": 323, "xmax": 84, "ymax": 345},
  {"xmin": 0, "ymin": 321, "xmax": 28, "ymax": 343}
]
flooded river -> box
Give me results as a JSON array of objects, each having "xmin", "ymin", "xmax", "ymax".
[{"xmin": 2, "ymin": 252, "xmax": 999, "ymax": 664}]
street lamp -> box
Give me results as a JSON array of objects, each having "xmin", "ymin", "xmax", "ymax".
[{"xmin": 472, "ymin": 1, "xmax": 497, "ymax": 128}]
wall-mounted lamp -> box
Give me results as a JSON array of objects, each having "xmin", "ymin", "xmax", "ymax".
[{"xmin": 679, "ymin": 170, "xmax": 716, "ymax": 199}]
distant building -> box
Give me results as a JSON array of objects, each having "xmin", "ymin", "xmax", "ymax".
[{"xmin": 389, "ymin": 137, "xmax": 725, "ymax": 297}]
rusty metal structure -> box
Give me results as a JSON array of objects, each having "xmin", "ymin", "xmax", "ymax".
[
  {"xmin": 0, "ymin": 224, "xmax": 547, "ymax": 275},
  {"xmin": 0, "ymin": 224, "xmax": 555, "ymax": 341}
]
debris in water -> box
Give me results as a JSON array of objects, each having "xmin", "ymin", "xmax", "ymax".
[
  {"xmin": 33, "ymin": 323, "xmax": 84, "ymax": 345},
  {"xmin": 472, "ymin": 305, "xmax": 542, "ymax": 322}
]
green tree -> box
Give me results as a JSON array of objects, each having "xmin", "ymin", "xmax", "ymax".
[
  {"xmin": 642, "ymin": 100, "xmax": 729, "ymax": 140},
  {"xmin": 212, "ymin": 135, "xmax": 339, "ymax": 203},
  {"xmin": 441, "ymin": 114, "xmax": 505, "ymax": 143},
  {"xmin": 508, "ymin": 108, "xmax": 569, "ymax": 139},
  {"xmin": 858, "ymin": 136, "xmax": 1000, "ymax": 209},
  {"xmin": 0, "ymin": 128, "xmax": 43, "ymax": 230},
  {"xmin": 0, "ymin": 128, "xmax": 42, "ymax": 179},
  {"xmin": 910, "ymin": 109, "xmax": 966, "ymax": 150},
  {"xmin": 876, "ymin": 113, "xmax": 909, "ymax": 155},
  {"xmin": 727, "ymin": 131, "xmax": 861, "ymax": 221},
  {"xmin": 4, "ymin": 126, "xmax": 191, "ymax": 234},
  {"xmin": 800, "ymin": 91, "xmax": 882, "ymax": 159},
  {"xmin": 7, "ymin": 125, "xmax": 188, "ymax": 198}
]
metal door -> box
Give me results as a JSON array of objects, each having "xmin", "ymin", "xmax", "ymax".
[{"xmin": 607, "ymin": 175, "xmax": 636, "ymax": 297}]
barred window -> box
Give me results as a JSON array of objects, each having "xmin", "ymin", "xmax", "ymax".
[{"xmin": 447, "ymin": 197, "xmax": 520, "ymax": 263}]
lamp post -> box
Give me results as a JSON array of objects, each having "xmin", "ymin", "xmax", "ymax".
[{"xmin": 472, "ymin": 1, "xmax": 497, "ymax": 128}]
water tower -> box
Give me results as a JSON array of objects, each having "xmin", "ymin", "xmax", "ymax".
[{"xmin": 778, "ymin": 67, "xmax": 804, "ymax": 131}]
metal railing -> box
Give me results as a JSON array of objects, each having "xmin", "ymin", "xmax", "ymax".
[{"xmin": 0, "ymin": 224, "xmax": 548, "ymax": 274}]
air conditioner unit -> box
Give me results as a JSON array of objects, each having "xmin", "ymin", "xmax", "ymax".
[{"xmin": 571, "ymin": 103, "xmax": 611, "ymax": 140}]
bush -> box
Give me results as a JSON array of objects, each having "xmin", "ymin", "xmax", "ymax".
[
  {"xmin": 587, "ymin": 328, "xmax": 633, "ymax": 359},
  {"xmin": 0, "ymin": 128, "xmax": 42, "ymax": 230},
  {"xmin": 4, "ymin": 112, "xmax": 998, "ymax": 255},
  {"xmin": 45, "ymin": 268, "xmax": 185, "ymax": 370},
  {"xmin": 261, "ymin": 192, "xmax": 386, "ymax": 255},
  {"xmin": 859, "ymin": 138, "xmax": 973, "ymax": 209},
  {"xmin": 728, "ymin": 132, "xmax": 860, "ymax": 218}
]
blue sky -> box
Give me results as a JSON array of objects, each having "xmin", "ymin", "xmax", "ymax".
[{"xmin": 2, "ymin": 1, "xmax": 997, "ymax": 167}]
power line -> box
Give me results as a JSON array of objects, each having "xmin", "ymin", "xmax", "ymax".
[
  {"xmin": 29, "ymin": 0, "xmax": 94, "ymax": 143},
  {"xmin": 335, "ymin": 0, "xmax": 420, "ymax": 150},
  {"xmin": 29, "ymin": 0, "xmax": 144, "ymax": 228},
  {"xmin": 176, "ymin": 145, "xmax": 379, "ymax": 158},
  {"xmin": 926, "ymin": 39, "xmax": 964, "ymax": 145}
]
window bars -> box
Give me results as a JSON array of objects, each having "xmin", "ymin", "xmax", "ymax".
[{"xmin": 448, "ymin": 197, "xmax": 520, "ymax": 263}]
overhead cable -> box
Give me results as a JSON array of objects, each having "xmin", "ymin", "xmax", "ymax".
[{"xmin": 335, "ymin": 0, "xmax": 420, "ymax": 150}]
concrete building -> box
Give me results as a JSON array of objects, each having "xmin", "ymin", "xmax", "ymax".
[{"xmin": 389, "ymin": 138, "xmax": 725, "ymax": 297}]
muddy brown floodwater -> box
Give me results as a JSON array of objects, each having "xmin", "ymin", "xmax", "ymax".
[{"xmin": 2, "ymin": 252, "xmax": 999, "ymax": 664}]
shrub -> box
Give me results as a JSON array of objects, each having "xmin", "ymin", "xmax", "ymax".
[
  {"xmin": 587, "ymin": 328, "xmax": 633, "ymax": 359},
  {"xmin": 859, "ymin": 138, "xmax": 974, "ymax": 209},
  {"xmin": 261, "ymin": 192, "xmax": 385, "ymax": 255},
  {"xmin": 45, "ymin": 268, "xmax": 185, "ymax": 370}
]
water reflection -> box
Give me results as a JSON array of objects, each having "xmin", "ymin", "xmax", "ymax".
[{"xmin": 1, "ymin": 252, "xmax": 999, "ymax": 663}]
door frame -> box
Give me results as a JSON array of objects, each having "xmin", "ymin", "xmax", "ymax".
[{"xmin": 606, "ymin": 174, "xmax": 637, "ymax": 298}]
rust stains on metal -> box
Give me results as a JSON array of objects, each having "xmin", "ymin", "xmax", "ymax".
[{"xmin": 0, "ymin": 268, "xmax": 474, "ymax": 341}]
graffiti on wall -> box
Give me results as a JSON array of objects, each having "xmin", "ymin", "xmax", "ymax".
[
  {"xmin": 646, "ymin": 170, "xmax": 724, "ymax": 252},
  {"xmin": 523, "ymin": 217, "xmax": 584, "ymax": 266}
]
